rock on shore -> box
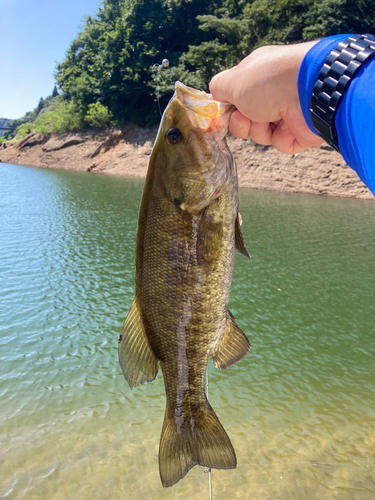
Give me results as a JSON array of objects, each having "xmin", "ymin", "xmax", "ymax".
[{"xmin": 0, "ymin": 126, "xmax": 373, "ymax": 200}]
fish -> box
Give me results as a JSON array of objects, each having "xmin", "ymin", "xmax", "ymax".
[{"xmin": 118, "ymin": 81, "xmax": 251, "ymax": 488}]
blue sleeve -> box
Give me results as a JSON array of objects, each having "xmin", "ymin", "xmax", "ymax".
[{"xmin": 298, "ymin": 35, "xmax": 375, "ymax": 195}]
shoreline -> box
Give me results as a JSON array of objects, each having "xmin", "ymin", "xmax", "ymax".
[{"xmin": 1, "ymin": 126, "xmax": 373, "ymax": 201}]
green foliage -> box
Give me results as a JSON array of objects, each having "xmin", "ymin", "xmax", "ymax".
[
  {"xmin": 61, "ymin": 0, "xmax": 375, "ymax": 126},
  {"xmin": 55, "ymin": 0, "xmax": 219, "ymax": 126},
  {"xmin": 6, "ymin": 110, "xmax": 40, "ymax": 137},
  {"xmin": 2, "ymin": 130, "xmax": 12, "ymax": 140},
  {"xmin": 9, "ymin": 99, "xmax": 85, "ymax": 139},
  {"xmin": 31, "ymin": 101, "xmax": 85, "ymax": 134},
  {"xmin": 5, "ymin": 92, "xmax": 63, "ymax": 139},
  {"xmin": 179, "ymin": 40, "xmax": 231, "ymax": 89},
  {"xmin": 85, "ymin": 102, "xmax": 113, "ymax": 127},
  {"xmin": 302, "ymin": 0, "xmax": 375, "ymax": 39},
  {"xmin": 16, "ymin": 123, "xmax": 34, "ymax": 138},
  {"xmin": 11, "ymin": 0, "xmax": 375, "ymax": 132}
]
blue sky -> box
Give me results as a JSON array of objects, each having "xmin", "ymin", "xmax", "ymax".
[{"xmin": 1, "ymin": 0, "xmax": 101, "ymax": 119}]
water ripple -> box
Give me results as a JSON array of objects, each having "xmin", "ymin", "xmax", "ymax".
[{"xmin": 0, "ymin": 164, "xmax": 374, "ymax": 498}]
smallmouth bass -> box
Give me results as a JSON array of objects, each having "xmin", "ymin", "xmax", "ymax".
[{"xmin": 118, "ymin": 82, "xmax": 251, "ymax": 487}]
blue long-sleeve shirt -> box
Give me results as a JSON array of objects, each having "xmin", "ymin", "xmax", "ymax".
[{"xmin": 298, "ymin": 35, "xmax": 375, "ymax": 195}]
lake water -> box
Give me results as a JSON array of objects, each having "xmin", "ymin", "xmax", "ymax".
[{"xmin": 1, "ymin": 162, "xmax": 374, "ymax": 499}]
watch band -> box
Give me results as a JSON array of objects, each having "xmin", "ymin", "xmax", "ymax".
[{"xmin": 310, "ymin": 33, "xmax": 375, "ymax": 152}]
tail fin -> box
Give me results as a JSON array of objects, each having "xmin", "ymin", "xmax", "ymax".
[{"xmin": 159, "ymin": 402, "xmax": 236, "ymax": 487}]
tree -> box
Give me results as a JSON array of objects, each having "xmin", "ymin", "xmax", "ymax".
[
  {"xmin": 85, "ymin": 102, "xmax": 113, "ymax": 127},
  {"xmin": 22, "ymin": 0, "xmax": 375, "ymax": 130},
  {"xmin": 55, "ymin": 0, "xmax": 219, "ymax": 125},
  {"xmin": 37, "ymin": 97, "xmax": 45, "ymax": 112}
]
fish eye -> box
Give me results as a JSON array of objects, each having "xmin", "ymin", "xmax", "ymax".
[{"xmin": 166, "ymin": 128, "xmax": 182, "ymax": 145}]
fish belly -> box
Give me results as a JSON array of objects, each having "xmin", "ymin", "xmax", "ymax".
[{"xmin": 136, "ymin": 181, "xmax": 237, "ymax": 487}]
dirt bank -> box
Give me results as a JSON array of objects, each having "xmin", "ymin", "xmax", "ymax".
[{"xmin": 0, "ymin": 126, "xmax": 373, "ymax": 200}]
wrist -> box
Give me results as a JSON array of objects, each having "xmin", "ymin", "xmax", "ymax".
[
  {"xmin": 309, "ymin": 34, "xmax": 375, "ymax": 152},
  {"xmin": 298, "ymin": 35, "xmax": 351, "ymax": 135}
]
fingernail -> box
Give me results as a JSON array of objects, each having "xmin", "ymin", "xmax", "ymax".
[
  {"xmin": 232, "ymin": 114, "xmax": 242, "ymax": 128},
  {"xmin": 281, "ymin": 121, "xmax": 288, "ymax": 132},
  {"xmin": 232, "ymin": 111, "xmax": 247, "ymax": 131}
]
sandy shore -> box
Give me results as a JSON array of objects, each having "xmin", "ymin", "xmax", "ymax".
[{"xmin": 0, "ymin": 126, "xmax": 373, "ymax": 200}]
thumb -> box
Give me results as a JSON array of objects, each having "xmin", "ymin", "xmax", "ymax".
[{"xmin": 209, "ymin": 69, "xmax": 235, "ymax": 104}]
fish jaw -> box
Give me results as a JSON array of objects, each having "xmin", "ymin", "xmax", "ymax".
[
  {"xmin": 174, "ymin": 81, "xmax": 235, "ymax": 141},
  {"xmin": 152, "ymin": 82, "xmax": 236, "ymax": 213}
]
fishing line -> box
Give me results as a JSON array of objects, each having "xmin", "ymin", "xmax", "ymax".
[
  {"xmin": 152, "ymin": 62, "xmax": 164, "ymax": 117},
  {"xmin": 205, "ymin": 367, "xmax": 213, "ymax": 500},
  {"xmin": 152, "ymin": 58, "xmax": 179, "ymax": 117}
]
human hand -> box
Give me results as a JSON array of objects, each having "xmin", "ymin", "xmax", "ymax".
[{"xmin": 209, "ymin": 42, "xmax": 324, "ymax": 154}]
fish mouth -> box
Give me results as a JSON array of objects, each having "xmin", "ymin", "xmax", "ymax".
[
  {"xmin": 171, "ymin": 81, "xmax": 235, "ymax": 148},
  {"xmin": 174, "ymin": 81, "xmax": 235, "ymax": 118},
  {"xmin": 180, "ymin": 161, "xmax": 217, "ymax": 181}
]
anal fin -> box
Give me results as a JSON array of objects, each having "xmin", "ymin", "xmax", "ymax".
[
  {"xmin": 235, "ymin": 213, "xmax": 251, "ymax": 259},
  {"xmin": 212, "ymin": 311, "xmax": 251, "ymax": 370},
  {"xmin": 118, "ymin": 297, "xmax": 158, "ymax": 388}
]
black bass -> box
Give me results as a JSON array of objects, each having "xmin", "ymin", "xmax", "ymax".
[{"xmin": 118, "ymin": 82, "xmax": 251, "ymax": 487}]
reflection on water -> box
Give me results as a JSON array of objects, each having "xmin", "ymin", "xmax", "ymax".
[{"xmin": 0, "ymin": 163, "xmax": 374, "ymax": 499}]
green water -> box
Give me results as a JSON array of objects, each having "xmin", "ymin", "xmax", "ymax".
[{"xmin": 1, "ymin": 163, "xmax": 374, "ymax": 499}]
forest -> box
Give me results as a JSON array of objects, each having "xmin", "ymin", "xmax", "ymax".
[{"xmin": 4, "ymin": 0, "xmax": 375, "ymax": 140}]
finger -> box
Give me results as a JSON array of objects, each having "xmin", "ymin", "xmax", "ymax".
[
  {"xmin": 248, "ymin": 121, "xmax": 273, "ymax": 146},
  {"xmin": 229, "ymin": 110, "xmax": 273, "ymax": 145},
  {"xmin": 209, "ymin": 69, "xmax": 235, "ymax": 104},
  {"xmin": 270, "ymin": 119, "xmax": 282, "ymax": 133},
  {"xmin": 271, "ymin": 121, "xmax": 299, "ymax": 154},
  {"xmin": 229, "ymin": 110, "xmax": 251, "ymax": 139},
  {"xmin": 271, "ymin": 120, "xmax": 323, "ymax": 154}
]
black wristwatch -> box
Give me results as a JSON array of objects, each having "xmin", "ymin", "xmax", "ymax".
[{"xmin": 310, "ymin": 33, "xmax": 375, "ymax": 153}]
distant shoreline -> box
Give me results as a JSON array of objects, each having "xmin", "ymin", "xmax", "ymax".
[{"xmin": 1, "ymin": 127, "xmax": 373, "ymax": 201}]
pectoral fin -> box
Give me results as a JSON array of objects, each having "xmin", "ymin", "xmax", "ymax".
[
  {"xmin": 235, "ymin": 213, "xmax": 251, "ymax": 259},
  {"xmin": 212, "ymin": 312, "xmax": 251, "ymax": 370},
  {"xmin": 118, "ymin": 297, "xmax": 158, "ymax": 389}
]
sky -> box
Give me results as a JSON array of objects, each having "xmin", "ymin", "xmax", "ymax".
[{"xmin": 0, "ymin": 0, "xmax": 101, "ymax": 119}]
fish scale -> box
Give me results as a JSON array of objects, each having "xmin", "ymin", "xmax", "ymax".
[{"xmin": 118, "ymin": 82, "xmax": 251, "ymax": 487}]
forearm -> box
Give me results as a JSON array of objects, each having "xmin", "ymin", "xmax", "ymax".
[{"xmin": 298, "ymin": 35, "xmax": 375, "ymax": 194}]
